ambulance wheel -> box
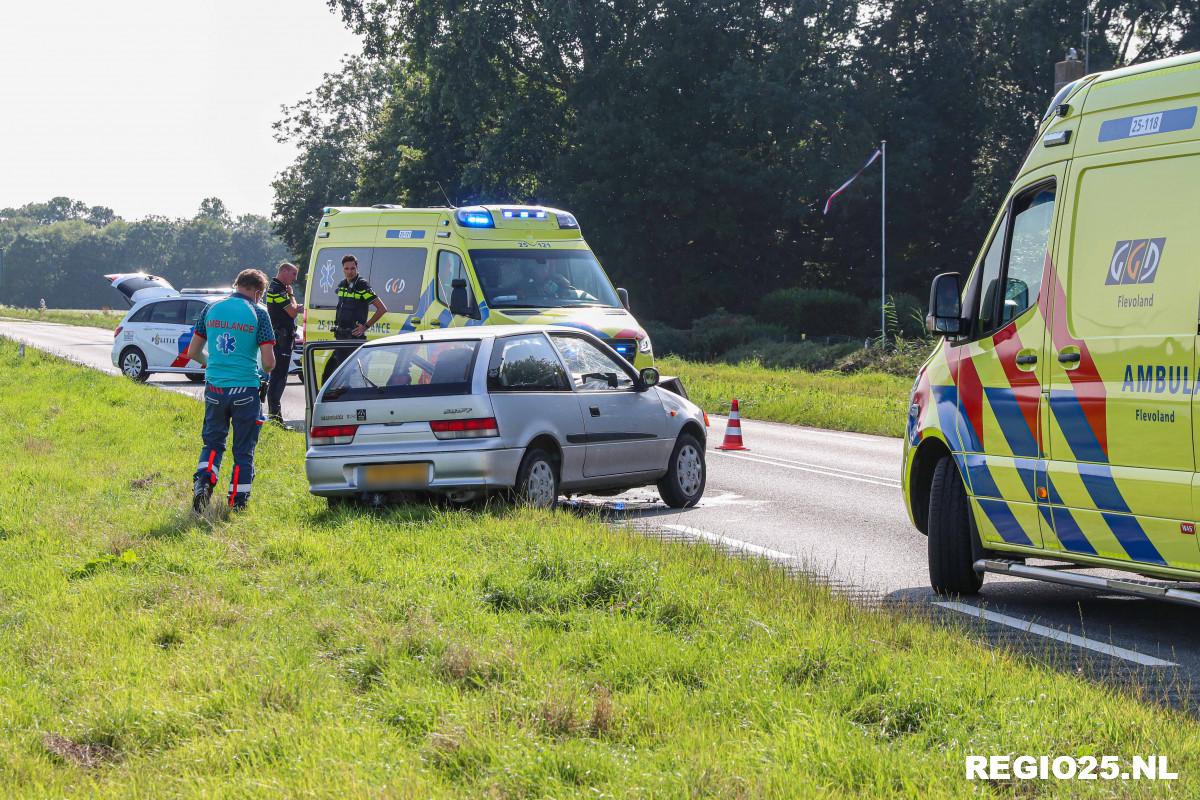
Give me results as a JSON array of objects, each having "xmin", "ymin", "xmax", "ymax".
[
  {"xmin": 185, "ymin": 372, "xmax": 204, "ymax": 383},
  {"xmin": 658, "ymin": 432, "xmax": 706, "ymax": 508},
  {"xmin": 119, "ymin": 347, "xmax": 149, "ymax": 382},
  {"xmin": 927, "ymin": 455, "xmax": 983, "ymax": 595},
  {"xmin": 514, "ymin": 448, "xmax": 559, "ymax": 509}
]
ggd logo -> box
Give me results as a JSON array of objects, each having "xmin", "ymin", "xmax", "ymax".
[
  {"xmin": 384, "ymin": 278, "xmax": 406, "ymax": 294},
  {"xmin": 1106, "ymin": 238, "xmax": 1166, "ymax": 285}
]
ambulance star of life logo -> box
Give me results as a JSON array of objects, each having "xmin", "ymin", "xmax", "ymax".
[
  {"xmin": 215, "ymin": 333, "xmax": 237, "ymax": 355},
  {"xmin": 1106, "ymin": 238, "xmax": 1166, "ymax": 285},
  {"xmin": 319, "ymin": 261, "xmax": 337, "ymax": 293}
]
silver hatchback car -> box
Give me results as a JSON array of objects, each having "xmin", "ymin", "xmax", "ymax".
[{"xmin": 304, "ymin": 326, "xmax": 708, "ymax": 508}]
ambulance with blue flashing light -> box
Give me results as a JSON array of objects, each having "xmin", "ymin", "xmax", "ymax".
[
  {"xmin": 904, "ymin": 51, "xmax": 1200, "ymax": 606},
  {"xmin": 301, "ymin": 204, "xmax": 656, "ymax": 378}
]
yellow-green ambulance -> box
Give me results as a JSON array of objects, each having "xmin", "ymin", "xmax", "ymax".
[
  {"xmin": 905, "ymin": 51, "xmax": 1200, "ymax": 603},
  {"xmin": 302, "ymin": 204, "xmax": 653, "ymax": 368}
]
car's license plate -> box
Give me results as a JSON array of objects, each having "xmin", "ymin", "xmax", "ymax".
[{"xmin": 361, "ymin": 463, "xmax": 429, "ymax": 487}]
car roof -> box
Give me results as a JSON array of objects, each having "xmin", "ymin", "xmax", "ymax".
[
  {"xmin": 126, "ymin": 293, "xmax": 226, "ymax": 312},
  {"xmin": 368, "ymin": 324, "xmax": 587, "ymax": 347}
]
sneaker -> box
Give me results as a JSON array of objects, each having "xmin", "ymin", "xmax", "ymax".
[{"xmin": 192, "ymin": 475, "xmax": 214, "ymax": 512}]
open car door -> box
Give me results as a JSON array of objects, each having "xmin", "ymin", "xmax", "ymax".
[
  {"xmin": 302, "ymin": 340, "xmax": 367, "ymax": 442},
  {"xmin": 104, "ymin": 273, "xmax": 177, "ymax": 306}
]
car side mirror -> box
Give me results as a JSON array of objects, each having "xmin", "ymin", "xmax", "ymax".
[
  {"xmin": 926, "ymin": 272, "xmax": 964, "ymax": 336},
  {"xmin": 617, "ymin": 287, "xmax": 630, "ymax": 309},
  {"xmin": 638, "ymin": 367, "xmax": 660, "ymax": 391},
  {"xmin": 449, "ymin": 278, "xmax": 477, "ymax": 318}
]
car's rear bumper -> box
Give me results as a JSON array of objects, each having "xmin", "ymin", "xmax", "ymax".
[{"xmin": 306, "ymin": 446, "xmax": 524, "ymax": 496}]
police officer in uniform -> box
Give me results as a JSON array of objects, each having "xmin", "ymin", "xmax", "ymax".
[
  {"xmin": 263, "ymin": 261, "xmax": 302, "ymax": 423},
  {"xmin": 321, "ymin": 253, "xmax": 387, "ymax": 384},
  {"xmin": 185, "ymin": 269, "xmax": 276, "ymax": 512}
]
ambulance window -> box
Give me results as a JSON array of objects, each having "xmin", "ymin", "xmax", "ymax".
[
  {"xmin": 437, "ymin": 251, "xmax": 470, "ymax": 306},
  {"xmin": 973, "ymin": 213, "xmax": 1008, "ymax": 338},
  {"xmin": 309, "ymin": 248, "xmax": 375, "ymax": 310},
  {"xmin": 369, "ymin": 247, "xmax": 426, "ymax": 314},
  {"xmin": 1001, "ymin": 186, "xmax": 1055, "ymax": 325}
]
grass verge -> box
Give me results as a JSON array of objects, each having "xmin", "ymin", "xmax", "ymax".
[
  {"xmin": 660, "ymin": 355, "xmax": 911, "ymax": 438},
  {"xmin": 0, "ymin": 306, "xmax": 123, "ymax": 330},
  {"xmin": 0, "ymin": 339, "xmax": 1194, "ymax": 797}
]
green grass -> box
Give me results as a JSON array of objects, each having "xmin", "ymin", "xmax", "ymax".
[
  {"xmin": 661, "ymin": 356, "xmax": 911, "ymax": 438},
  {"xmin": 0, "ymin": 337, "xmax": 1194, "ymax": 797},
  {"xmin": 0, "ymin": 305, "xmax": 123, "ymax": 330}
]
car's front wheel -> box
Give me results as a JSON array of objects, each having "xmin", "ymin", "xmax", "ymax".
[
  {"xmin": 514, "ymin": 447, "xmax": 559, "ymax": 508},
  {"xmin": 119, "ymin": 347, "xmax": 149, "ymax": 382},
  {"xmin": 927, "ymin": 455, "xmax": 984, "ymax": 595},
  {"xmin": 185, "ymin": 372, "xmax": 204, "ymax": 383},
  {"xmin": 658, "ymin": 432, "xmax": 706, "ymax": 508}
]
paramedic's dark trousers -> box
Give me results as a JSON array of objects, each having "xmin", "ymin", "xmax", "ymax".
[
  {"xmin": 266, "ymin": 338, "xmax": 292, "ymax": 419},
  {"xmin": 194, "ymin": 385, "xmax": 263, "ymax": 505}
]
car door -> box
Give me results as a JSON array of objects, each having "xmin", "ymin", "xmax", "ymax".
[
  {"xmin": 1044, "ymin": 145, "xmax": 1200, "ymax": 571},
  {"xmin": 426, "ymin": 248, "xmax": 485, "ymax": 329},
  {"xmin": 949, "ymin": 165, "xmax": 1065, "ymax": 551},
  {"xmin": 548, "ymin": 332, "xmax": 666, "ymax": 477},
  {"xmin": 144, "ymin": 300, "xmax": 189, "ymax": 368},
  {"xmin": 486, "ymin": 333, "xmax": 587, "ymax": 479}
]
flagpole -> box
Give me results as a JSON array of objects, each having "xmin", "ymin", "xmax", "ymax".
[{"xmin": 880, "ymin": 139, "xmax": 887, "ymax": 345}]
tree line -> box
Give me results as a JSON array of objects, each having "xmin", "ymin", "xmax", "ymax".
[
  {"xmin": 272, "ymin": 0, "xmax": 1199, "ymax": 328},
  {"xmin": 0, "ymin": 198, "xmax": 288, "ymax": 309}
]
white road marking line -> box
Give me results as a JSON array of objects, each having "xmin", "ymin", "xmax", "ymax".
[
  {"xmin": 711, "ymin": 450, "xmax": 901, "ymax": 488},
  {"xmin": 709, "ymin": 415, "xmax": 900, "ymax": 444},
  {"xmin": 933, "ymin": 600, "xmax": 1177, "ymax": 667},
  {"xmin": 713, "ymin": 449, "xmax": 900, "ymax": 484},
  {"xmin": 659, "ymin": 523, "xmax": 798, "ymax": 562}
]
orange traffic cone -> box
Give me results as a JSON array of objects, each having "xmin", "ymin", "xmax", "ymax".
[{"xmin": 717, "ymin": 398, "xmax": 749, "ymax": 450}]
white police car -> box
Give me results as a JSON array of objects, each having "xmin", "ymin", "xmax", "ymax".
[{"xmin": 107, "ymin": 273, "xmax": 225, "ymax": 382}]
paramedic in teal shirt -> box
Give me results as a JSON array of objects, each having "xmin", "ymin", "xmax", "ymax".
[{"xmin": 184, "ymin": 269, "xmax": 276, "ymax": 512}]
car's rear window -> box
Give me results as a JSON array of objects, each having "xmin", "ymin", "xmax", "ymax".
[{"xmin": 321, "ymin": 340, "xmax": 479, "ymax": 401}]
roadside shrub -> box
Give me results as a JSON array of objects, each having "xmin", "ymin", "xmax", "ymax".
[
  {"xmin": 866, "ymin": 292, "xmax": 926, "ymax": 339},
  {"xmin": 684, "ymin": 309, "xmax": 787, "ymax": 360},
  {"xmin": 835, "ymin": 338, "xmax": 935, "ymax": 377},
  {"xmin": 641, "ymin": 319, "xmax": 690, "ymax": 358},
  {"xmin": 722, "ymin": 339, "xmax": 860, "ymax": 371},
  {"xmin": 757, "ymin": 288, "xmax": 868, "ymax": 338}
]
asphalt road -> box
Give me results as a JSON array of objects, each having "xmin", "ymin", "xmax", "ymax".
[{"xmin": 3, "ymin": 317, "xmax": 1197, "ymax": 707}]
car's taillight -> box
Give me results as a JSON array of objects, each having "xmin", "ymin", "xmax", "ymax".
[
  {"xmin": 114, "ymin": 325, "xmax": 123, "ymax": 338},
  {"xmin": 309, "ymin": 424, "xmax": 358, "ymax": 445},
  {"xmin": 429, "ymin": 417, "xmax": 499, "ymax": 440}
]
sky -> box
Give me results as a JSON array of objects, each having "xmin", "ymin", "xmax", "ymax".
[{"xmin": 0, "ymin": 0, "xmax": 362, "ymax": 221}]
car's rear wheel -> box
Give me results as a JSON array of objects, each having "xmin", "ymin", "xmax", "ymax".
[
  {"xmin": 658, "ymin": 432, "xmax": 706, "ymax": 508},
  {"xmin": 119, "ymin": 347, "xmax": 149, "ymax": 382},
  {"xmin": 514, "ymin": 448, "xmax": 559, "ymax": 508},
  {"xmin": 185, "ymin": 372, "xmax": 204, "ymax": 383},
  {"xmin": 927, "ymin": 455, "xmax": 984, "ymax": 595}
]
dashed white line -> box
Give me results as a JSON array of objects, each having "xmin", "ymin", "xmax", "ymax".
[
  {"xmin": 710, "ymin": 449, "xmax": 901, "ymax": 488},
  {"xmin": 933, "ymin": 600, "xmax": 1177, "ymax": 667},
  {"xmin": 658, "ymin": 523, "xmax": 798, "ymax": 562}
]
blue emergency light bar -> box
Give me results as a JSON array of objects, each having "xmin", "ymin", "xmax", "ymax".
[
  {"xmin": 454, "ymin": 207, "xmax": 495, "ymax": 228},
  {"xmin": 501, "ymin": 208, "xmax": 548, "ymax": 220}
]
